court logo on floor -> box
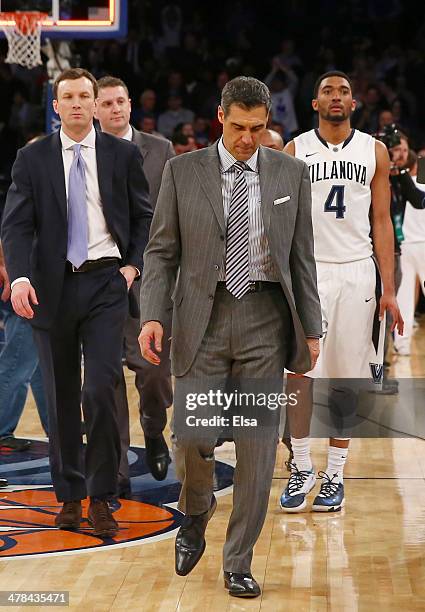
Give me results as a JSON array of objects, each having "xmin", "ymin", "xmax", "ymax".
[{"xmin": 0, "ymin": 440, "xmax": 234, "ymax": 559}]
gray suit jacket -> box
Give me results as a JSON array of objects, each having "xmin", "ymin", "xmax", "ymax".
[
  {"xmin": 140, "ymin": 143, "xmax": 322, "ymax": 376},
  {"xmin": 131, "ymin": 127, "xmax": 174, "ymax": 208}
]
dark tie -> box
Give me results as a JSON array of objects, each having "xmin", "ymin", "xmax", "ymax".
[
  {"xmin": 225, "ymin": 161, "xmax": 250, "ymax": 299},
  {"xmin": 67, "ymin": 144, "xmax": 88, "ymax": 268}
]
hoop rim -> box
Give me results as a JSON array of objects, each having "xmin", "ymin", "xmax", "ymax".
[{"xmin": 0, "ymin": 11, "xmax": 48, "ymax": 34}]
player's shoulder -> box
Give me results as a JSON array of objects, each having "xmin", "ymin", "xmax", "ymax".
[{"xmin": 351, "ymin": 128, "xmax": 376, "ymax": 145}]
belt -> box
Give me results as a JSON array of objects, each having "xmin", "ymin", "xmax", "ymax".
[
  {"xmin": 66, "ymin": 257, "xmax": 120, "ymax": 273},
  {"xmin": 217, "ymin": 281, "xmax": 280, "ymax": 293}
]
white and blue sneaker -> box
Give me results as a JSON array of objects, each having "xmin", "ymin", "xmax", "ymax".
[
  {"xmin": 312, "ymin": 471, "xmax": 345, "ymax": 512},
  {"xmin": 279, "ymin": 462, "xmax": 316, "ymax": 513}
]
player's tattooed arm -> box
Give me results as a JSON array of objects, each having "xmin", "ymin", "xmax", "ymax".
[{"xmin": 371, "ymin": 140, "xmax": 404, "ymax": 334}]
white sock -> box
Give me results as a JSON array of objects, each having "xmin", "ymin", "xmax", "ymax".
[
  {"xmin": 290, "ymin": 436, "xmax": 312, "ymax": 472},
  {"xmin": 326, "ymin": 444, "xmax": 348, "ymax": 484}
]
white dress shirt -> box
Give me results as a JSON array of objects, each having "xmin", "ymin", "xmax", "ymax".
[
  {"xmin": 12, "ymin": 125, "xmax": 121, "ymax": 288},
  {"xmin": 122, "ymin": 125, "xmax": 133, "ymax": 141},
  {"xmin": 60, "ymin": 126, "xmax": 121, "ymax": 260}
]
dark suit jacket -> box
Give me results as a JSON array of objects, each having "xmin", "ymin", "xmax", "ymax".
[
  {"xmin": 140, "ymin": 143, "xmax": 322, "ymax": 376},
  {"xmin": 131, "ymin": 127, "xmax": 175, "ymax": 208},
  {"xmin": 1, "ymin": 129, "xmax": 152, "ymax": 329}
]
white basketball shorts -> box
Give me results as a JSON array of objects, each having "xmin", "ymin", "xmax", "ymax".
[{"xmin": 306, "ymin": 257, "xmax": 385, "ymax": 381}]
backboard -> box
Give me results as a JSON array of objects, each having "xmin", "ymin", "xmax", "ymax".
[{"xmin": 0, "ymin": 0, "xmax": 127, "ymax": 38}]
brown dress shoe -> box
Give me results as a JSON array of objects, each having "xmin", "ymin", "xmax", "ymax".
[
  {"xmin": 88, "ymin": 500, "xmax": 119, "ymax": 537},
  {"xmin": 55, "ymin": 501, "xmax": 82, "ymax": 530}
]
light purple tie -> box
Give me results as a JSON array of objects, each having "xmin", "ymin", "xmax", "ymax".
[{"xmin": 67, "ymin": 144, "xmax": 88, "ymax": 268}]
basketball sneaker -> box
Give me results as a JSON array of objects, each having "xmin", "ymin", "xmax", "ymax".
[
  {"xmin": 312, "ymin": 471, "xmax": 345, "ymax": 512},
  {"xmin": 279, "ymin": 462, "xmax": 316, "ymax": 512}
]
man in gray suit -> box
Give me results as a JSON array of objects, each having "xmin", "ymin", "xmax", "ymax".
[
  {"xmin": 96, "ymin": 77, "xmax": 175, "ymax": 493},
  {"xmin": 139, "ymin": 77, "xmax": 322, "ymax": 598}
]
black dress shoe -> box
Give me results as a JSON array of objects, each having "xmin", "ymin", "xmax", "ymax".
[
  {"xmin": 224, "ymin": 572, "xmax": 261, "ymax": 598},
  {"xmin": 175, "ymin": 495, "xmax": 217, "ymax": 576},
  {"xmin": 0, "ymin": 478, "xmax": 8, "ymax": 488},
  {"xmin": 145, "ymin": 434, "xmax": 171, "ymax": 481}
]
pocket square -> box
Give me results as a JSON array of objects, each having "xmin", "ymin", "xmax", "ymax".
[{"xmin": 273, "ymin": 196, "xmax": 291, "ymax": 205}]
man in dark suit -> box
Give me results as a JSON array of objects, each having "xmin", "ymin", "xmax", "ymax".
[
  {"xmin": 95, "ymin": 76, "xmax": 175, "ymax": 491},
  {"xmin": 139, "ymin": 76, "xmax": 322, "ymax": 597},
  {"xmin": 1, "ymin": 68, "xmax": 152, "ymax": 537}
]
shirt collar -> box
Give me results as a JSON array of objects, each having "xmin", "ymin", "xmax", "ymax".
[
  {"xmin": 122, "ymin": 125, "xmax": 133, "ymax": 141},
  {"xmin": 217, "ymin": 137, "xmax": 259, "ymax": 173},
  {"xmin": 60, "ymin": 125, "xmax": 96, "ymax": 150}
]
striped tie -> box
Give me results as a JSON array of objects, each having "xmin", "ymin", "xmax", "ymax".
[{"xmin": 225, "ymin": 161, "xmax": 250, "ymax": 299}]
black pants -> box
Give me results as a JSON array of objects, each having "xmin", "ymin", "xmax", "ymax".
[
  {"xmin": 115, "ymin": 278, "xmax": 172, "ymax": 487},
  {"xmin": 34, "ymin": 264, "xmax": 127, "ymax": 502}
]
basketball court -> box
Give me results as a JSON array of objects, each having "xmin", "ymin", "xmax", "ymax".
[{"xmin": 0, "ymin": 325, "xmax": 423, "ymax": 610}]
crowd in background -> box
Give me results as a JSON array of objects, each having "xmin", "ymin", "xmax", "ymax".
[{"xmin": 1, "ymin": 0, "xmax": 425, "ymax": 185}]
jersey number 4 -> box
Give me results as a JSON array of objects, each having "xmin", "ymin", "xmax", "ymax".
[{"xmin": 324, "ymin": 185, "xmax": 346, "ymax": 219}]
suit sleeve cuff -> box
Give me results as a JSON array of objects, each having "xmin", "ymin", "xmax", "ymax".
[{"xmin": 11, "ymin": 277, "xmax": 30, "ymax": 289}]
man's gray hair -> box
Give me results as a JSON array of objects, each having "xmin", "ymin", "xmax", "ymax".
[{"xmin": 221, "ymin": 76, "xmax": 271, "ymax": 116}]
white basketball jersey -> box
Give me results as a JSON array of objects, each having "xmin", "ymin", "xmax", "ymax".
[{"xmin": 294, "ymin": 129, "xmax": 376, "ymax": 262}]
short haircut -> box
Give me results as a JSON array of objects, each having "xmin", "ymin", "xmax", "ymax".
[
  {"xmin": 53, "ymin": 68, "xmax": 98, "ymax": 99},
  {"xmin": 141, "ymin": 89, "xmax": 156, "ymax": 101},
  {"xmin": 313, "ymin": 71, "xmax": 353, "ymax": 98},
  {"xmin": 221, "ymin": 76, "xmax": 271, "ymax": 116},
  {"xmin": 97, "ymin": 75, "xmax": 129, "ymax": 98},
  {"xmin": 172, "ymin": 132, "xmax": 188, "ymax": 146}
]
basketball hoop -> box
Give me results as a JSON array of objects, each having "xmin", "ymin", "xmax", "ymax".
[{"xmin": 0, "ymin": 11, "xmax": 47, "ymax": 69}]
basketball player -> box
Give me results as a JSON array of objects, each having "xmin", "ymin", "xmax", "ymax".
[{"xmin": 279, "ymin": 71, "xmax": 403, "ymax": 512}]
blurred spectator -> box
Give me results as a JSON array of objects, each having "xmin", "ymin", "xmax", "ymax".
[
  {"xmin": 132, "ymin": 89, "xmax": 158, "ymax": 127},
  {"xmin": 352, "ymin": 84, "xmax": 382, "ymax": 133},
  {"xmin": 159, "ymin": 70, "xmax": 189, "ymax": 107},
  {"xmin": 394, "ymin": 150, "xmax": 425, "ymax": 356},
  {"xmin": 199, "ymin": 71, "xmax": 229, "ymax": 119},
  {"xmin": 265, "ymin": 63, "xmax": 298, "ymax": 139},
  {"xmin": 275, "ymin": 39, "xmax": 303, "ymax": 74},
  {"xmin": 172, "ymin": 132, "xmax": 197, "ymax": 155},
  {"xmin": 193, "ymin": 117, "xmax": 210, "ymax": 146},
  {"xmin": 140, "ymin": 115, "xmax": 163, "ymax": 137},
  {"xmin": 86, "ymin": 47, "xmax": 107, "ymax": 80},
  {"xmin": 155, "ymin": 3, "xmax": 182, "ymax": 57},
  {"xmin": 378, "ymin": 109, "xmax": 394, "ymax": 130},
  {"xmin": 260, "ymin": 128, "xmax": 284, "ymax": 151},
  {"xmin": 157, "ymin": 95, "xmax": 194, "ymax": 139},
  {"xmin": 174, "ymin": 122, "xmax": 194, "ymax": 137},
  {"xmin": 8, "ymin": 90, "xmax": 41, "ymax": 147},
  {"xmin": 269, "ymin": 121, "xmax": 285, "ymax": 139},
  {"xmin": 104, "ymin": 41, "xmax": 133, "ymax": 86},
  {"xmin": 391, "ymin": 97, "xmax": 415, "ymax": 134}
]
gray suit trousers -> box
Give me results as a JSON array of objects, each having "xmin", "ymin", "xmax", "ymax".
[
  {"xmin": 173, "ymin": 283, "xmax": 291, "ymax": 573},
  {"xmin": 115, "ymin": 278, "xmax": 173, "ymax": 486}
]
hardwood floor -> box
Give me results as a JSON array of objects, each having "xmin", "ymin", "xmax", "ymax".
[{"xmin": 1, "ymin": 322, "xmax": 424, "ymax": 611}]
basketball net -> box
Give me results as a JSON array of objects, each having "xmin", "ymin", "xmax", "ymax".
[{"xmin": 0, "ymin": 12, "xmax": 47, "ymax": 69}]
